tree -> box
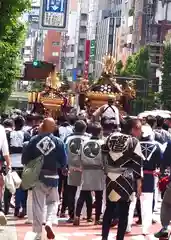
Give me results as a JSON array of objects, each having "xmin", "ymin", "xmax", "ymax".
[
  {"xmin": 115, "ymin": 47, "xmax": 150, "ymax": 113},
  {"xmin": 115, "ymin": 60, "xmax": 123, "ymax": 75},
  {"xmin": 161, "ymin": 43, "xmax": 171, "ymax": 110},
  {"xmin": 0, "ymin": 0, "xmax": 31, "ymax": 111},
  {"xmin": 115, "ymin": 46, "xmax": 149, "ymax": 79}
]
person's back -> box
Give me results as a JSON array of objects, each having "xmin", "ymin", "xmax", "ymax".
[
  {"xmin": 81, "ymin": 122, "xmax": 105, "ymax": 191},
  {"xmin": 22, "ymin": 131, "xmax": 66, "ymax": 187},
  {"xmin": 59, "ymin": 121, "xmax": 73, "ymax": 141},
  {"xmin": 140, "ymin": 125, "xmax": 162, "ymax": 194},
  {"xmin": 22, "ymin": 118, "xmax": 67, "ymax": 240},
  {"xmin": 154, "ymin": 116, "xmax": 171, "ymax": 144},
  {"xmin": 65, "ymin": 120, "xmax": 89, "ymax": 186},
  {"xmin": 9, "ymin": 116, "xmax": 30, "ymax": 169},
  {"xmin": 101, "ymin": 119, "xmax": 143, "ymax": 240},
  {"xmin": 101, "ymin": 104, "xmax": 118, "ymax": 118}
]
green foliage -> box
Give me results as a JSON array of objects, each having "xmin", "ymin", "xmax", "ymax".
[
  {"xmin": 0, "ymin": 0, "xmax": 31, "ymax": 112},
  {"xmin": 121, "ymin": 56, "xmax": 135, "ymax": 76},
  {"xmin": 161, "ymin": 43, "xmax": 171, "ymax": 109},
  {"xmin": 115, "ymin": 60, "xmax": 123, "ymax": 75},
  {"xmin": 115, "ymin": 47, "xmax": 150, "ymax": 113},
  {"xmin": 115, "ymin": 46, "xmax": 149, "ymax": 79}
]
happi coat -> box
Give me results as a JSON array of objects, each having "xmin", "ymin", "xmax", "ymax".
[
  {"xmin": 102, "ymin": 132, "xmax": 143, "ymax": 202},
  {"xmin": 140, "ymin": 140, "xmax": 162, "ymax": 192},
  {"xmin": 65, "ymin": 133, "xmax": 90, "ymax": 186},
  {"xmin": 80, "ymin": 138, "xmax": 105, "ymax": 191}
]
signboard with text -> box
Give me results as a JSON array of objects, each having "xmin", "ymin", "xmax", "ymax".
[
  {"xmin": 29, "ymin": 7, "xmax": 40, "ymax": 23},
  {"xmin": 40, "ymin": 0, "xmax": 69, "ymax": 31},
  {"xmin": 90, "ymin": 40, "xmax": 95, "ymax": 61}
]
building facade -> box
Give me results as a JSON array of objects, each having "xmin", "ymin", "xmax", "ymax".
[
  {"xmin": 22, "ymin": 0, "xmax": 42, "ymax": 63},
  {"xmin": 43, "ymin": 30, "xmax": 61, "ymax": 70},
  {"xmin": 64, "ymin": 0, "xmax": 88, "ymax": 78}
]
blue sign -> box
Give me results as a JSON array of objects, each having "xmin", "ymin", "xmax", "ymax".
[
  {"xmin": 46, "ymin": 0, "xmax": 64, "ymax": 12},
  {"xmin": 72, "ymin": 69, "xmax": 77, "ymax": 81},
  {"xmin": 40, "ymin": 0, "xmax": 68, "ymax": 30}
]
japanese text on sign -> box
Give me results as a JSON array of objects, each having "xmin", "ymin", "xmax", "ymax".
[{"xmin": 41, "ymin": 0, "xmax": 68, "ymax": 29}]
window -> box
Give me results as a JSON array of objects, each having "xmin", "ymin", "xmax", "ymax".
[
  {"xmin": 71, "ymin": 58, "xmax": 74, "ymax": 64},
  {"xmin": 129, "ymin": 26, "xmax": 133, "ymax": 34},
  {"xmin": 81, "ymin": 13, "xmax": 87, "ymax": 21},
  {"xmin": 25, "ymin": 46, "xmax": 31, "ymax": 50},
  {"xmin": 108, "ymin": 35, "xmax": 113, "ymax": 44},
  {"xmin": 52, "ymin": 52, "xmax": 59, "ymax": 56},
  {"xmin": 52, "ymin": 41, "xmax": 60, "ymax": 46},
  {"xmin": 71, "ymin": 45, "xmax": 74, "ymax": 52},
  {"xmin": 109, "ymin": 26, "xmax": 114, "ymax": 34}
]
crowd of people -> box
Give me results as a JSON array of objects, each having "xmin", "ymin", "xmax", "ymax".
[{"xmin": 0, "ymin": 101, "xmax": 171, "ymax": 240}]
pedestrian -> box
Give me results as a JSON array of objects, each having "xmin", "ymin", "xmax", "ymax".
[
  {"xmin": 0, "ymin": 124, "xmax": 11, "ymax": 225},
  {"xmin": 101, "ymin": 119, "xmax": 143, "ymax": 240},
  {"xmin": 10, "ymin": 116, "xmax": 31, "ymax": 218},
  {"xmin": 22, "ymin": 118, "xmax": 67, "ymax": 240},
  {"xmin": 74, "ymin": 122, "xmax": 105, "ymax": 225},
  {"xmin": 154, "ymin": 139, "xmax": 171, "ymax": 239},
  {"xmin": 65, "ymin": 120, "xmax": 89, "ymax": 223},
  {"xmin": 127, "ymin": 124, "xmax": 162, "ymax": 235}
]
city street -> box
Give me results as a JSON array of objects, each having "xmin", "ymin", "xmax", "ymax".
[{"xmin": 0, "ymin": 202, "xmax": 164, "ymax": 240}]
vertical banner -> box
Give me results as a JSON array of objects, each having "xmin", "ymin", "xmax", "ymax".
[
  {"xmin": 40, "ymin": 0, "xmax": 69, "ymax": 31},
  {"xmin": 90, "ymin": 40, "xmax": 95, "ymax": 61},
  {"xmin": 84, "ymin": 40, "xmax": 90, "ymax": 79},
  {"xmin": 72, "ymin": 68, "xmax": 77, "ymax": 81}
]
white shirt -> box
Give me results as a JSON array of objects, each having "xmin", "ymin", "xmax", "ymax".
[
  {"xmin": 93, "ymin": 104, "xmax": 120, "ymax": 125},
  {"xmin": 22, "ymin": 125, "xmax": 32, "ymax": 132},
  {"xmin": 0, "ymin": 125, "xmax": 9, "ymax": 156},
  {"xmin": 59, "ymin": 126, "xmax": 73, "ymax": 141},
  {"xmin": 101, "ymin": 104, "xmax": 120, "ymax": 125}
]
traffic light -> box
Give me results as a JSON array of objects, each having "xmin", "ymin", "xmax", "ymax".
[{"xmin": 33, "ymin": 60, "xmax": 41, "ymax": 67}]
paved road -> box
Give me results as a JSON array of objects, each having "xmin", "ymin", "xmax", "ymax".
[
  {"xmin": 0, "ymin": 202, "xmax": 163, "ymax": 240},
  {"xmin": 0, "ymin": 218, "xmax": 162, "ymax": 240}
]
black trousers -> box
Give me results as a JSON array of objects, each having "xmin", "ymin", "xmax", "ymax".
[
  {"xmin": 136, "ymin": 198, "xmax": 142, "ymax": 221},
  {"xmin": 4, "ymin": 187, "xmax": 12, "ymax": 214},
  {"xmin": 58, "ymin": 169, "xmax": 64, "ymax": 199},
  {"xmin": 60, "ymin": 176, "xmax": 68, "ymax": 214},
  {"xmin": 67, "ymin": 185, "xmax": 77, "ymax": 219},
  {"xmin": 76, "ymin": 190, "xmax": 103, "ymax": 221},
  {"xmin": 102, "ymin": 200, "xmax": 130, "ymax": 240}
]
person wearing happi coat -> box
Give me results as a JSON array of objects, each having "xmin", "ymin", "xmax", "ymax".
[{"xmin": 127, "ymin": 125, "xmax": 162, "ymax": 235}]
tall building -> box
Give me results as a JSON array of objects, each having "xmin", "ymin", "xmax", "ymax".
[
  {"xmin": 65, "ymin": 0, "xmax": 89, "ymax": 78},
  {"xmin": 93, "ymin": 0, "xmax": 123, "ymax": 78},
  {"xmin": 87, "ymin": 0, "xmax": 99, "ymax": 41},
  {"xmin": 95, "ymin": 17, "xmax": 113, "ymax": 78},
  {"xmin": 131, "ymin": 0, "xmax": 171, "ymax": 91},
  {"xmin": 87, "ymin": 0, "xmax": 110, "ymax": 41},
  {"xmin": 115, "ymin": 0, "xmax": 134, "ymax": 61},
  {"xmin": 43, "ymin": 31, "xmax": 61, "ymax": 70},
  {"xmin": 22, "ymin": 0, "xmax": 42, "ymax": 62}
]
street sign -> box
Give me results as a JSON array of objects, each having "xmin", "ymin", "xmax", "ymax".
[
  {"xmin": 40, "ymin": 0, "xmax": 69, "ymax": 31},
  {"xmin": 90, "ymin": 40, "xmax": 95, "ymax": 47},
  {"xmin": 90, "ymin": 39, "xmax": 96, "ymax": 63}
]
